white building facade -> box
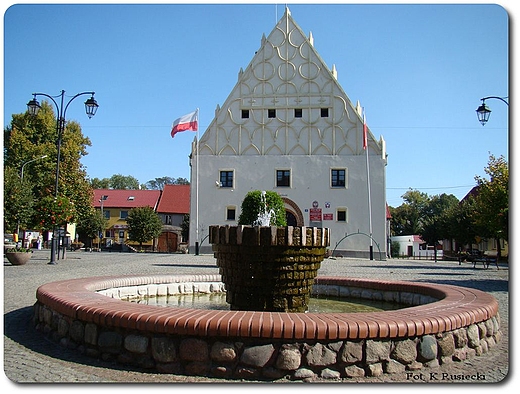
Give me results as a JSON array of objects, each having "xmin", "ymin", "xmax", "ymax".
[{"xmin": 190, "ymin": 8, "xmax": 387, "ymax": 258}]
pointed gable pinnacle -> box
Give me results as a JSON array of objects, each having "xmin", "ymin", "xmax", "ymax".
[
  {"xmin": 356, "ymin": 101, "xmax": 363, "ymax": 117},
  {"xmin": 309, "ymin": 31, "xmax": 314, "ymax": 46},
  {"xmin": 332, "ymin": 64, "xmax": 337, "ymax": 79}
]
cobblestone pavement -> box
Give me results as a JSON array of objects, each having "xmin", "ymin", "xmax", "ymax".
[{"xmin": 3, "ymin": 250, "xmax": 511, "ymax": 386}]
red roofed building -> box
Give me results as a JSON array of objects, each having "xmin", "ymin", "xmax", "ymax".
[
  {"xmin": 92, "ymin": 189, "xmax": 161, "ymax": 251},
  {"xmin": 90, "ymin": 187, "xmax": 190, "ymax": 252},
  {"xmin": 156, "ymin": 184, "xmax": 190, "ymax": 252}
]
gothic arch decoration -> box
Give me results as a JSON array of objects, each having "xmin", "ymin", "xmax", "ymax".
[{"xmin": 282, "ymin": 197, "xmax": 304, "ymax": 226}]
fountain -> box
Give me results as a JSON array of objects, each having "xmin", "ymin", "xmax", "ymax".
[
  {"xmin": 33, "ymin": 190, "xmax": 502, "ymax": 380},
  {"xmin": 211, "ymin": 190, "xmax": 329, "ymax": 312}
]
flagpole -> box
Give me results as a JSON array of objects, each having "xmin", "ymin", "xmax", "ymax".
[
  {"xmin": 364, "ymin": 108, "xmax": 374, "ymax": 260},
  {"xmin": 195, "ymin": 108, "xmax": 200, "ymax": 255}
]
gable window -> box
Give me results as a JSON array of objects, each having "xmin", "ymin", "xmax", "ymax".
[
  {"xmin": 120, "ymin": 210, "xmax": 128, "ymax": 220},
  {"xmin": 331, "ymin": 169, "xmax": 346, "ymax": 188},
  {"xmin": 294, "ymin": 108, "xmax": 302, "ymax": 118},
  {"xmin": 268, "ymin": 109, "xmax": 276, "ymax": 118},
  {"xmin": 165, "ymin": 215, "xmax": 172, "ymax": 225},
  {"xmin": 226, "ymin": 207, "xmax": 236, "ymax": 221},
  {"xmin": 276, "ymin": 169, "xmax": 291, "ymax": 187},
  {"xmin": 103, "ymin": 210, "xmax": 110, "ymax": 220},
  {"xmin": 220, "ymin": 170, "xmax": 234, "ymax": 188},
  {"xmin": 241, "ymin": 109, "xmax": 249, "ymax": 119},
  {"xmin": 321, "ymin": 108, "xmax": 329, "ymax": 117},
  {"xmin": 337, "ymin": 208, "xmax": 347, "ymax": 222}
]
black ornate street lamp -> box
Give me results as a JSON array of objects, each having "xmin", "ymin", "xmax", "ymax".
[
  {"xmin": 476, "ymin": 96, "xmax": 508, "ymax": 126},
  {"xmin": 27, "ymin": 90, "xmax": 99, "ymax": 264}
]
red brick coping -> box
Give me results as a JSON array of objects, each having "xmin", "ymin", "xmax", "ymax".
[{"xmin": 35, "ymin": 274, "xmax": 498, "ymax": 340}]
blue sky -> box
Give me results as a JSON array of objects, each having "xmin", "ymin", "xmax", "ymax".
[{"xmin": 3, "ymin": 2, "xmax": 510, "ymax": 207}]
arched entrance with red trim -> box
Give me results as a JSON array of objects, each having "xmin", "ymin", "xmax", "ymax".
[{"xmin": 282, "ymin": 197, "xmax": 304, "ymax": 226}]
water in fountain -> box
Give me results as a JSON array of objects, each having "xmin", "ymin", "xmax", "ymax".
[{"xmin": 253, "ymin": 190, "xmax": 274, "ymax": 226}]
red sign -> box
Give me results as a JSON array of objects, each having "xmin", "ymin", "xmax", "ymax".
[
  {"xmin": 323, "ymin": 213, "xmax": 333, "ymax": 220},
  {"xmin": 309, "ymin": 208, "xmax": 322, "ymax": 221}
]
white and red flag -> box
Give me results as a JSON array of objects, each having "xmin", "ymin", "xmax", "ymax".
[{"xmin": 171, "ymin": 109, "xmax": 198, "ymax": 138}]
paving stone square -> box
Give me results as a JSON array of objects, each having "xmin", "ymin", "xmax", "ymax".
[{"xmin": 3, "ymin": 250, "xmax": 510, "ymax": 384}]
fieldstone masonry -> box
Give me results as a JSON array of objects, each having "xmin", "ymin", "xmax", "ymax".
[{"xmin": 33, "ymin": 275, "xmax": 501, "ymax": 381}]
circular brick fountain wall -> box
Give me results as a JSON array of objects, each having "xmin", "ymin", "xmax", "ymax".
[{"xmin": 34, "ymin": 273, "xmax": 501, "ymax": 380}]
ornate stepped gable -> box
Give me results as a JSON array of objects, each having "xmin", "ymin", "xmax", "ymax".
[{"xmin": 198, "ymin": 7, "xmax": 382, "ymax": 157}]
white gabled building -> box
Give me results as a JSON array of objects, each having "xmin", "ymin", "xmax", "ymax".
[{"xmin": 190, "ymin": 7, "xmax": 388, "ymax": 258}]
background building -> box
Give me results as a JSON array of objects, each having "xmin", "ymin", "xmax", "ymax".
[{"xmin": 189, "ymin": 7, "xmax": 387, "ymax": 257}]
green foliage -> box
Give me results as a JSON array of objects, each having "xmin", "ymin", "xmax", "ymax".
[
  {"xmin": 126, "ymin": 206, "xmax": 163, "ymax": 247},
  {"xmin": 3, "ymin": 100, "xmax": 93, "ymax": 229},
  {"xmin": 238, "ymin": 190, "xmax": 287, "ymax": 226},
  {"xmin": 76, "ymin": 209, "xmax": 108, "ymax": 243},
  {"xmin": 34, "ymin": 195, "xmax": 76, "ymax": 230},
  {"xmin": 181, "ymin": 214, "xmax": 190, "ymax": 241},
  {"xmin": 5, "ymin": 247, "xmax": 32, "ymax": 253},
  {"xmin": 3, "ymin": 167, "xmax": 34, "ymax": 232},
  {"xmin": 108, "ymin": 174, "xmax": 140, "ymax": 190},
  {"xmin": 472, "ymin": 154, "xmax": 508, "ymax": 242},
  {"xmin": 390, "ymin": 240, "xmax": 401, "ymax": 258},
  {"xmin": 145, "ymin": 176, "xmax": 190, "ymax": 190},
  {"xmin": 390, "ymin": 189, "xmax": 458, "ymax": 245}
]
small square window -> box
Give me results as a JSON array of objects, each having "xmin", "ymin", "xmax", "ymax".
[
  {"xmin": 220, "ymin": 170, "xmax": 234, "ymax": 188},
  {"xmin": 276, "ymin": 170, "xmax": 291, "ymax": 187},
  {"xmin": 241, "ymin": 109, "xmax": 249, "ymax": 119},
  {"xmin": 337, "ymin": 209, "xmax": 347, "ymax": 222},
  {"xmin": 226, "ymin": 207, "xmax": 236, "ymax": 221},
  {"xmin": 321, "ymin": 108, "xmax": 329, "ymax": 117},
  {"xmin": 331, "ymin": 169, "xmax": 346, "ymax": 187},
  {"xmin": 294, "ymin": 108, "xmax": 302, "ymax": 118},
  {"xmin": 268, "ymin": 109, "xmax": 276, "ymax": 118},
  {"xmin": 120, "ymin": 210, "xmax": 128, "ymax": 219}
]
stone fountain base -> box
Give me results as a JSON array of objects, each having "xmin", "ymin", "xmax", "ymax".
[
  {"xmin": 34, "ymin": 274, "xmax": 502, "ymax": 381},
  {"xmin": 209, "ymin": 225, "xmax": 330, "ymax": 312}
]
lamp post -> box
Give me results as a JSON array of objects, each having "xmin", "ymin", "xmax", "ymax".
[
  {"xmin": 16, "ymin": 154, "xmax": 48, "ymax": 245},
  {"xmin": 99, "ymin": 195, "xmax": 108, "ymax": 250},
  {"xmin": 27, "ymin": 90, "xmax": 99, "ymax": 264},
  {"xmin": 476, "ymin": 96, "xmax": 509, "ymax": 125},
  {"xmin": 20, "ymin": 154, "xmax": 48, "ymax": 181}
]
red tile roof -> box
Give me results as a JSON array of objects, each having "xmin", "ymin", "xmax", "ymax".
[
  {"xmin": 93, "ymin": 189, "xmax": 161, "ymax": 209},
  {"xmin": 156, "ymin": 184, "xmax": 190, "ymax": 214}
]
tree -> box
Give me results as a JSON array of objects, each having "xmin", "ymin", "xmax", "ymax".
[
  {"xmin": 126, "ymin": 206, "xmax": 163, "ymax": 250},
  {"xmin": 443, "ymin": 198, "xmax": 478, "ymax": 249},
  {"xmin": 90, "ymin": 177, "xmax": 110, "ymax": 189},
  {"xmin": 76, "ymin": 209, "xmax": 108, "ymax": 249},
  {"xmin": 420, "ymin": 193, "xmax": 459, "ymax": 261},
  {"xmin": 4, "ymin": 101, "xmax": 94, "ymax": 229},
  {"xmin": 181, "ymin": 214, "xmax": 190, "ymax": 242},
  {"xmin": 389, "ymin": 189, "xmax": 429, "ymax": 236},
  {"xmin": 145, "ymin": 176, "xmax": 189, "ymax": 190},
  {"xmin": 238, "ymin": 190, "xmax": 287, "ymax": 226},
  {"xmin": 471, "ymin": 154, "xmax": 508, "ymax": 256},
  {"xmin": 3, "ymin": 167, "xmax": 34, "ymax": 233},
  {"xmin": 109, "ymin": 174, "xmax": 140, "ymax": 190}
]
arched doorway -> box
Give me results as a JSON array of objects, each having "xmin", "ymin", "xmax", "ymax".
[{"xmin": 282, "ymin": 197, "xmax": 304, "ymax": 226}]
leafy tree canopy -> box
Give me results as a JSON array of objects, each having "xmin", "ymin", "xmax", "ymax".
[
  {"xmin": 126, "ymin": 206, "xmax": 163, "ymax": 247},
  {"xmin": 4, "ymin": 101, "xmax": 93, "ymax": 229}
]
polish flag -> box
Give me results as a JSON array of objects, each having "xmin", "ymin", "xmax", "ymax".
[
  {"xmin": 363, "ymin": 110, "xmax": 368, "ymax": 150},
  {"xmin": 171, "ymin": 110, "xmax": 198, "ymax": 138}
]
